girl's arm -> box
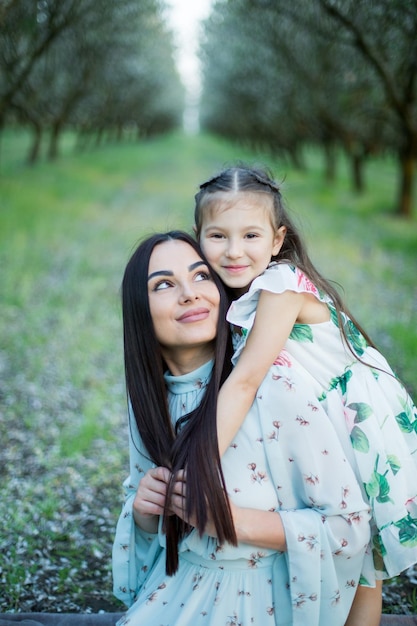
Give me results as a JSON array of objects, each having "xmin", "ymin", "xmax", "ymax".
[{"xmin": 217, "ymin": 289, "xmax": 304, "ymax": 455}]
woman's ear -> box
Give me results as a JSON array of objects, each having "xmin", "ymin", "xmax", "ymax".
[{"xmin": 272, "ymin": 225, "xmax": 287, "ymax": 256}]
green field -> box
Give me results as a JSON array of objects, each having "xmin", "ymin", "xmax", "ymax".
[{"xmin": 0, "ymin": 129, "xmax": 416, "ymax": 612}]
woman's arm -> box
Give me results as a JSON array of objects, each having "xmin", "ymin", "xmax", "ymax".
[{"xmin": 217, "ymin": 289, "xmax": 303, "ymax": 455}]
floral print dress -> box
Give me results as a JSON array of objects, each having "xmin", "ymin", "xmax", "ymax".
[
  {"xmin": 227, "ymin": 262, "xmax": 417, "ymax": 585},
  {"xmin": 113, "ymin": 360, "xmax": 371, "ymax": 626}
]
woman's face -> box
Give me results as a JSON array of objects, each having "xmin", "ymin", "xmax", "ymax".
[{"xmin": 147, "ymin": 240, "xmax": 220, "ymax": 366}]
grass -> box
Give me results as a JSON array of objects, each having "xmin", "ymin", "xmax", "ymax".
[{"xmin": 0, "ymin": 127, "xmax": 416, "ymax": 613}]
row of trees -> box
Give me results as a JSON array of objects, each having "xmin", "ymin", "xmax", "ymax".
[
  {"xmin": 0, "ymin": 0, "xmax": 183, "ymax": 162},
  {"xmin": 199, "ymin": 0, "xmax": 417, "ymax": 217}
]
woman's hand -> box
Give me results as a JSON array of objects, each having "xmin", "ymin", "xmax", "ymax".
[
  {"xmin": 169, "ymin": 469, "xmax": 228, "ymax": 538},
  {"xmin": 133, "ymin": 466, "xmax": 171, "ymax": 533}
]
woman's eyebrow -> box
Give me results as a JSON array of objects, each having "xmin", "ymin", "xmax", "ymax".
[
  {"xmin": 148, "ymin": 261, "xmax": 206, "ymax": 281},
  {"xmin": 148, "ymin": 270, "xmax": 173, "ymax": 281},
  {"xmin": 188, "ymin": 261, "xmax": 207, "ymax": 271}
]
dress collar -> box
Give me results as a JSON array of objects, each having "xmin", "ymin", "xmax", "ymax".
[{"xmin": 164, "ymin": 360, "xmax": 214, "ymax": 395}]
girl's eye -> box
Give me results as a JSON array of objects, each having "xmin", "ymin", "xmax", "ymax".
[
  {"xmin": 208, "ymin": 232, "xmax": 224, "ymax": 239},
  {"xmin": 245, "ymin": 233, "xmax": 259, "ymax": 239},
  {"xmin": 194, "ymin": 271, "xmax": 211, "ymax": 282}
]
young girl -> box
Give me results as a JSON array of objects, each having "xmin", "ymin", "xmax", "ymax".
[{"xmin": 194, "ymin": 165, "xmax": 417, "ymax": 626}]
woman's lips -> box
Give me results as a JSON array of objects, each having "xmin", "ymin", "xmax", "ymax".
[{"xmin": 177, "ymin": 308, "xmax": 210, "ymax": 322}]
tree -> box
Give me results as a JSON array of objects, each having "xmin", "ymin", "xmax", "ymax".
[
  {"xmin": 0, "ymin": 0, "xmax": 183, "ymax": 162},
  {"xmin": 199, "ymin": 0, "xmax": 416, "ymax": 215},
  {"xmin": 318, "ymin": 0, "xmax": 417, "ymax": 216}
]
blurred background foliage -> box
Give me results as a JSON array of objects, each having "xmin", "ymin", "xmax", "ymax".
[{"xmin": 1, "ymin": 0, "xmax": 416, "ymax": 215}]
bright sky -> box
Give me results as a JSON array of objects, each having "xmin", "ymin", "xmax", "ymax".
[{"xmin": 165, "ymin": 0, "xmax": 213, "ymax": 132}]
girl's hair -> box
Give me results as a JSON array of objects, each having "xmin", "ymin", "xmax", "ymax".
[
  {"xmin": 194, "ymin": 165, "xmax": 376, "ymax": 353},
  {"xmin": 121, "ymin": 230, "xmax": 236, "ymax": 575}
]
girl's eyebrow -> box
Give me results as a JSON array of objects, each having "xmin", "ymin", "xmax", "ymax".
[{"xmin": 148, "ymin": 261, "xmax": 207, "ymax": 281}]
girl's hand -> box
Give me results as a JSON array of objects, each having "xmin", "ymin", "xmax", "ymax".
[{"xmin": 133, "ymin": 466, "xmax": 171, "ymax": 533}]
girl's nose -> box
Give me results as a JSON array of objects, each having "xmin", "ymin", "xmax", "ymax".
[{"xmin": 226, "ymin": 238, "xmax": 243, "ymax": 259}]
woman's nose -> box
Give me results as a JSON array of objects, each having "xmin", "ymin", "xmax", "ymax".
[{"xmin": 179, "ymin": 282, "xmax": 199, "ymax": 303}]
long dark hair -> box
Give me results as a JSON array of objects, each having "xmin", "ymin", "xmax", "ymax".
[
  {"xmin": 121, "ymin": 230, "xmax": 236, "ymax": 575},
  {"xmin": 194, "ymin": 165, "xmax": 377, "ymax": 355}
]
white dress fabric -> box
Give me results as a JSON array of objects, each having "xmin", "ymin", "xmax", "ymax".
[
  {"xmin": 113, "ymin": 359, "xmax": 371, "ymax": 626},
  {"xmin": 227, "ymin": 262, "xmax": 417, "ymax": 584}
]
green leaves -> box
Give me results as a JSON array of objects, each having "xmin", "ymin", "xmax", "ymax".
[
  {"xmin": 350, "ymin": 425, "xmax": 370, "ymax": 453},
  {"xmin": 395, "ymin": 515, "xmax": 417, "ymax": 548},
  {"xmin": 289, "ymin": 324, "xmax": 313, "ymax": 342}
]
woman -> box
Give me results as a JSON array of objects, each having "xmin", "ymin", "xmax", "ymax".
[{"xmin": 112, "ymin": 231, "xmax": 371, "ymax": 626}]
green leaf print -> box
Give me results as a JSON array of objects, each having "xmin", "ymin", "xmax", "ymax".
[
  {"xmin": 347, "ymin": 402, "xmax": 373, "ymax": 423},
  {"xmin": 364, "ymin": 466, "xmax": 392, "ymax": 504},
  {"xmin": 289, "ymin": 324, "xmax": 313, "ymax": 343},
  {"xmin": 372, "ymin": 535, "xmax": 388, "ymax": 574},
  {"xmin": 376, "ymin": 473, "xmax": 392, "ymax": 504},
  {"xmin": 394, "ymin": 515, "xmax": 417, "ymax": 548},
  {"xmin": 364, "ymin": 472, "xmax": 380, "ymax": 498},
  {"xmin": 350, "ymin": 425, "xmax": 370, "ymax": 453},
  {"xmin": 387, "ymin": 454, "xmax": 402, "ymax": 475},
  {"xmin": 395, "ymin": 411, "xmax": 415, "ymax": 434},
  {"xmin": 329, "ymin": 306, "xmax": 339, "ymax": 328},
  {"xmin": 345, "ymin": 320, "xmax": 367, "ymax": 356},
  {"xmin": 328, "ymin": 369, "xmax": 353, "ymax": 395}
]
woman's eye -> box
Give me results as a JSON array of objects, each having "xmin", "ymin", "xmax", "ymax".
[
  {"xmin": 153, "ymin": 280, "xmax": 172, "ymax": 291},
  {"xmin": 194, "ymin": 271, "xmax": 211, "ymax": 282}
]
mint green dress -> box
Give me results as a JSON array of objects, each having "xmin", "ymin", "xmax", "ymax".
[
  {"xmin": 113, "ymin": 360, "xmax": 371, "ymax": 626},
  {"xmin": 226, "ymin": 262, "xmax": 417, "ymax": 584}
]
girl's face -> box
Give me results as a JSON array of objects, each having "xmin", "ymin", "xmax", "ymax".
[
  {"xmin": 148, "ymin": 240, "xmax": 220, "ymax": 368},
  {"xmin": 199, "ymin": 192, "xmax": 286, "ymax": 295}
]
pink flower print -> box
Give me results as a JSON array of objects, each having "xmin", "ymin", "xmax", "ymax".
[
  {"xmin": 347, "ymin": 511, "xmax": 365, "ymax": 524},
  {"xmin": 331, "ymin": 590, "xmax": 341, "ymax": 606},
  {"xmin": 273, "ymin": 349, "xmax": 293, "ymax": 367},
  {"xmin": 296, "ymin": 415, "xmax": 310, "ymax": 426},
  {"xmin": 340, "ymin": 486, "xmax": 350, "ymax": 509},
  {"xmin": 304, "ymin": 473, "xmax": 320, "ymax": 486},
  {"xmin": 268, "ymin": 420, "xmax": 281, "ymax": 442},
  {"xmin": 247, "ymin": 462, "xmax": 268, "ymax": 485},
  {"xmin": 296, "ymin": 268, "xmax": 320, "ymax": 297},
  {"xmin": 272, "ymin": 375, "xmax": 296, "ymax": 391},
  {"xmin": 248, "ymin": 551, "xmax": 266, "ymax": 568},
  {"xmin": 333, "ymin": 538, "xmax": 349, "ymax": 556},
  {"xmin": 405, "ymin": 495, "xmax": 417, "ymax": 512},
  {"xmin": 297, "ymin": 533, "xmax": 319, "ymax": 550},
  {"xmin": 293, "ymin": 593, "xmax": 307, "ymax": 609},
  {"xmin": 344, "ymin": 403, "xmax": 356, "ymax": 434}
]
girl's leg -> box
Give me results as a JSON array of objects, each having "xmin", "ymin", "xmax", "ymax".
[{"xmin": 345, "ymin": 580, "xmax": 382, "ymax": 626}]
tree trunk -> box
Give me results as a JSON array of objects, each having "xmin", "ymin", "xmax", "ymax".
[
  {"xmin": 323, "ymin": 141, "xmax": 336, "ymax": 182},
  {"xmin": 27, "ymin": 123, "xmax": 43, "ymax": 164},
  {"xmin": 351, "ymin": 152, "xmax": 364, "ymax": 193},
  {"xmin": 397, "ymin": 139, "xmax": 415, "ymax": 217},
  {"xmin": 48, "ymin": 122, "xmax": 61, "ymax": 160}
]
